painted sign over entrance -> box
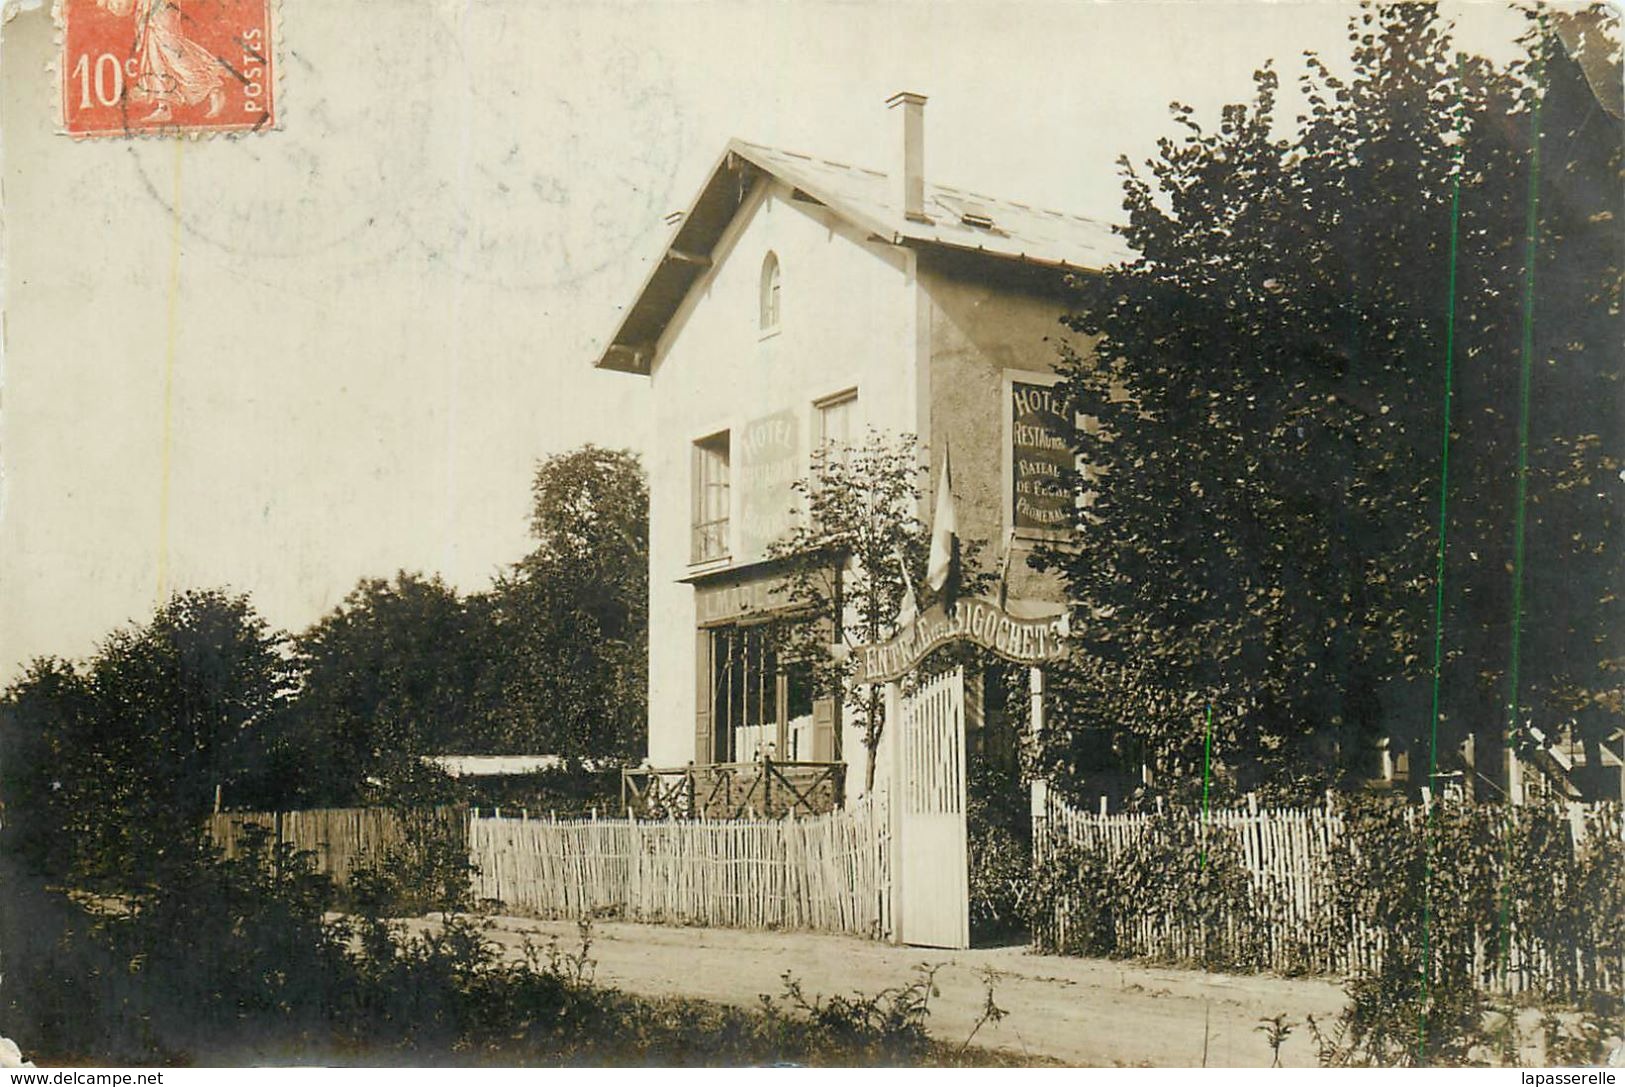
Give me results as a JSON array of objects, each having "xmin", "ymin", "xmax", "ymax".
[
  {"xmin": 854, "ymin": 596, "xmax": 1068, "ymax": 685},
  {"xmin": 695, "ymin": 574, "xmax": 794, "ymax": 625}
]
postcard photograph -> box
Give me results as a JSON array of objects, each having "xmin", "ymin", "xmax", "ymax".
[{"xmin": 0, "ymin": 0, "xmax": 1621, "ymax": 1071}]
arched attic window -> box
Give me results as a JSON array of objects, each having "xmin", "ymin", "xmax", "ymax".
[{"xmin": 759, "ymin": 251, "xmax": 781, "ymax": 332}]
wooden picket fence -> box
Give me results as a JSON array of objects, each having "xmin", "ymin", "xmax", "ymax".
[
  {"xmin": 1035, "ymin": 791, "xmax": 1625, "ymax": 994},
  {"xmin": 469, "ymin": 794, "xmax": 892, "ymax": 938},
  {"xmin": 206, "ymin": 806, "xmax": 466, "ymax": 886}
]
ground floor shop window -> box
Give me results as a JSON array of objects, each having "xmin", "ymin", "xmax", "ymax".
[{"xmin": 696, "ymin": 624, "xmax": 818, "ymax": 763}]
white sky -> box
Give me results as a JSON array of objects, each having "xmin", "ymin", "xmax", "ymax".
[{"xmin": 0, "ymin": 0, "xmax": 1533, "ymax": 681}]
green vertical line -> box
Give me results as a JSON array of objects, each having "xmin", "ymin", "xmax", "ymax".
[
  {"xmin": 1501, "ymin": 30, "xmax": 1545, "ymax": 987},
  {"xmin": 1421, "ymin": 52, "xmax": 1469, "ymax": 1065},
  {"xmin": 1200, "ymin": 702, "xmax": 1213, "ymax": 870}
]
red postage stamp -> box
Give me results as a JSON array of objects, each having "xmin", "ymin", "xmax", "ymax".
[{"xmin": 59, "ymin": 0, "xmax": 276, "ymax": 137}]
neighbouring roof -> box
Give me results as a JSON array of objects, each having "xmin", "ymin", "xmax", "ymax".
[
  {"xmin": 424, "ymin": 754, "xmax": 567, "ymax": 777},
  {"xmin": 595, "ymin": 138, "xmax": 1132, "ymax": 373}
]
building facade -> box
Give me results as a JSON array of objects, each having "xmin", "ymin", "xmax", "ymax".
[{"xmin": 596, "ymin": 94, "xmax": 1126, "ymax": 797}]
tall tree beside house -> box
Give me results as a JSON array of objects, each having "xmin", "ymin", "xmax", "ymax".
[
  {"xmin": 476, "ymin": 445, "xmax": 649, "ymax": 760},
  {"xmin": 286, "ymin": 572, "xmax": 481, "ymax": 805},
  {"xmin": 259, "ymin": 446, "xmax": 648, "ymax": 795},
  {"xmin": 768, "ymin": 431, "xmax": 925, "ymax": 791},
  {"xmin": 1506, "ymin": 6, "xmax": 1624, "ymax": 796},
  {"xmin": 1038, "ymin": 3, "xmax": 1622, "ymax": 802},
  {"xmin": 0, "ymin": 591, "xmax": 291, "ymax": 885}
]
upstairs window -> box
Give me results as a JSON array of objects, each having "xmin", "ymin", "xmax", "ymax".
[
  {"xmin": 759, "ymin": 252, "xmax": 781, "ymax": 332},
  {"xmin": 692, "ymin": 431, "xmax": 731, "ymax": 563},
  {"xmin": 815, "ymin": 390, "xmax": 857, "ymax": 469}
]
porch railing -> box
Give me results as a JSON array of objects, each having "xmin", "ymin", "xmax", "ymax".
[{"xmin": 622, "ymin": 758, "xmax": 845, "ymax": 820}]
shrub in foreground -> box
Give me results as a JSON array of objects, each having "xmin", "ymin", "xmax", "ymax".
[{"xmin": 2, "ymin": 833, "xmax": 1020, "ymax": 1066}]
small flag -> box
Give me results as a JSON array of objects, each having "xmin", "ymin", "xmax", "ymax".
[
  {"xmin": 895, "ymin": 550, "xmax": 919, "ymax": 626},
  {"xmin": 926, "ymin": 446, "xmax": 959, "ymax": 601}
]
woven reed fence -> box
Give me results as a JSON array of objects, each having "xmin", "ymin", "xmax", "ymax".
[
  {"xmin": 206, "ymin": 806, "xmax": 466, "ymax": 886},
  {"xmin": 469, "ymin": 795, "xmax": 892, "ymax": 938},
  {"xmin": 1035, "ymin": 791, "xmax": 1624, "ymax": 995}
]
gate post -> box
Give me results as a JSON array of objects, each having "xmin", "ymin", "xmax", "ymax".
[
  {"xmin": 886, "ymin": 679, "xmax": 905, "ymax": 946},
  {"xmin": 1029, "ymin": 666, "xmax": 1049, "ymax": 951},
  {"xmin": 1029, "ymin": 666, "xmax": 1048, "ymax": 822}
]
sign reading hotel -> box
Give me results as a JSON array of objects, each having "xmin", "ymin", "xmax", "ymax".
[
  {"xmin": 738, "ymin": 409, "xmax": 800, "ymax": 561},
  {"xmin": 854, "ymin": 596, "xmax": 1069, "ymax": 685},
  {"xmin": 1011, "ymin": 380, "xmax": 1074, "ymax": 533}
]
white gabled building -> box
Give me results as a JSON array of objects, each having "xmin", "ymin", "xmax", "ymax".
[{"xmin": 595, "ymin": 94, "xmax": 1124, "ymax": 796}]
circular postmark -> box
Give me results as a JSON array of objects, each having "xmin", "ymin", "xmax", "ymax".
[{"xmin": 116, "ymin": 22, "xmax": 686, "ymax": 292}]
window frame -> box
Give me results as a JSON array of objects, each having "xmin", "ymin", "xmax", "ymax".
[
  {"xmin": 759, "ymin": 251, "xmax": 782, "ymax": 336},
  {"xmin": 705, "ymin": 620, "xmax": 804, "ymax": 763},
  {"xmin": 691, "ymin": 430, "xmax": 732, "ymax": 565},
  {"xmin": 812, "ymin": 387, "xmax": 858, "ymax": 477}
]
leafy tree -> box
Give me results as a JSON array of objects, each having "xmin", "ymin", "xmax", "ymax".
[
  {"xmin": 1039, "ymin": 3, "xmax": 1622, "ymax": 802},
  {"xmin": 288, "ymin": 572, "xmax": 480, "ymax": 805},
  {"xmin": 260, "ymin": 446, "xmax": 648, "ymax": 796},
  {"xmin": 0, "ymin": 590, "xmax": 291, "ymax": 884},
  {"xmin": 767, "ymin": 431, "xmax": 990, "ymax": 789},
  {"xmin": 1508, "ymin": 6, "xmax": 1624, "ymax": 796},
  {"xmin": 0, "ymin": 657, "xmax": 95, "ymax": 874},
  {"xmin": 476, "ymin": 445, "xmax": 648, "ymax": 759}
]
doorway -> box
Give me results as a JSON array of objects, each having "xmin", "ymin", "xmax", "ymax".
[{"xmin": 965, "ymin": 661, "xmax": 1034, "ymax": 947}]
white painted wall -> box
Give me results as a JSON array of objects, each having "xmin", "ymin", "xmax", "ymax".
[{"xmin": 644, "ymin": 180, "xmax": 920, "ymax": 769}]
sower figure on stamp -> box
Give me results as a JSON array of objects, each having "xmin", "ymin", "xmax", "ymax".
[{"xmin": 100, "ymin": 0, "xmax": 226, "ymax": 122}]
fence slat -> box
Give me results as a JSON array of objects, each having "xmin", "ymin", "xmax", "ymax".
[
  {"xmin": 465, "ymin": 795, "xmax": 890, "ymax": 938},
  {"xmin": 205, "ymin": 805, "xmax": 465, "ymax": 888},
  {"xmin": 1039, "ymin": 794, "xmax": 1620, "ymax": 995}
]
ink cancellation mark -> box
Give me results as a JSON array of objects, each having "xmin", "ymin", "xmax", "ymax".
[{"xmin": 60, "ymin": 0, "xmax": 276, "ymax": 137}]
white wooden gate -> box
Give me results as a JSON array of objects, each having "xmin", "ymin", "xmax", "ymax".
[{"xmin": 889, "ymin": 665, "xmax": 970, "ymax": 949}]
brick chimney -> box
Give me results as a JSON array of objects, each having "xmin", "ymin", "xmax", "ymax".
[{"xmin": 886, "ymin": 91, "xmax": 928, "ymax": 223}]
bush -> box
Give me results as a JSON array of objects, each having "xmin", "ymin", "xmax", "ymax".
[
  {"xmin": 4, "ymin": 830, "xmax": 1021, "ymax": 1066},
  {"xmin": 966, "ymin": 738, "xmax": 1031, "ymax": 944},
  {"xmin": 766, "ymin": 965, "xmax": 939, "ymax": 1064},
  {"xmin": 344, "ymin": 808, "xmax": 475, "ymax": 917},
  {"xmin": 1028, "ymin": 811, "xmax": 1263, "ymax": 971},
  {"xmin": 2, "ymin": 827, "xmax": 351, "ymax": 1064},
  {"xmin": 968, "ymin": 820, "xmax": 1030, "ymax": 942},
  {"xmin": 1309, "ymin": 799, "xmax": 1625, "ymax": 1066},
  {"xmin": 458, "ymin": 764, "xmax": 622, "ymax": 819},
  {"xmin": 1031, "ymin": 796, "xmax": 1622, "ymax": 1000},
  {"xmin": 1026, "ymin": 838, "xmax": 1116, "ymax": 958}
]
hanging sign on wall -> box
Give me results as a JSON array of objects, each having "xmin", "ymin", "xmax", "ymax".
[{"xmin": 1010, "ymin": 379, "xmax": 1074, "ymax": 534}]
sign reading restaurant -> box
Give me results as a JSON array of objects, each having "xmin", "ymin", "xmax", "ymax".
[
  {"xmin": 853, "ymin": 595, "xmax": 1069, "ymax": 685},
  {"xmin": 1010, "ymin": 379, "xmax": 1074, "ymax": 534}
]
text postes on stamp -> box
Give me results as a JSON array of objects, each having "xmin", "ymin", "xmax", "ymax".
[{"xmin": 61, "ymin": 0, "xmax": 275, "ymax": 137}]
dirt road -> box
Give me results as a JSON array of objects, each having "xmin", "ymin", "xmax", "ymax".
[{"xmin": 413, "ymin": 915, "xmax": 1347, "ymax": 1066}]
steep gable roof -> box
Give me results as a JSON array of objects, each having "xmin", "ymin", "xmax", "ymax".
[{"xmin": 595, "ymin": 139, "xmax": 1131, "ymax": 373}]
